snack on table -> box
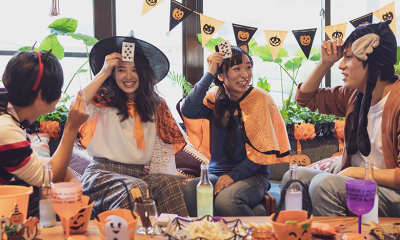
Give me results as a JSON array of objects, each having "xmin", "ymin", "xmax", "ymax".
[
  {"xmin": 341, "ymin": 232, "xmax": 365, "ymax": 240},
  {"xmin": 311, "ymin": 223, "xmax": 337, "ymax": 237},
  {"xmin": 384, "ymin": 233, "xmax": 400, "ymax": 240},
  {"xmin": 187, "ymin": 220, "xmax": 234, "ymax": 240}
]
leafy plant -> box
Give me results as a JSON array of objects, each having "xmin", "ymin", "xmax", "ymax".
[
  {"xmin": 394, "ymin": 46, "xmax": 400, "ymax": 75},
  {"xmin": 168, "ymin": 71, "xmax": 193, "ymax": 96},
  {"xmin": 37, "ymin": 105, "xmax": 69, "ymax": 122},
  {"xmin": 256, "ymin": 76, "xmax": 270, "ymax": 92}
]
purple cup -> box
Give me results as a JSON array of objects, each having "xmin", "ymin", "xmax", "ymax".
[{"xmin": 345, "ymin": 179, "xmax": 376, "ymax": 233}]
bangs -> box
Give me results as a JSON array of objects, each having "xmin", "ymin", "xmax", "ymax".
[{"xmin": 227, "ymin": 48, "xmax": 245, "ymax": 68}]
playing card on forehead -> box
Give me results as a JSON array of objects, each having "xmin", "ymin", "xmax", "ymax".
[
  {"xmin": 122, "ymin": 42, "xmax": 135, "ymax": 62},
  {"xmin": 217, "ymin": 40, "xmax": 232, "ymax": 59}
]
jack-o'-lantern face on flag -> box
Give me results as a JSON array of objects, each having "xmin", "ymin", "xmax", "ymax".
[
  {"xmin": 169, "ymin": 1, "xmax": 194, "ymax": 32},
  {"xmin": 373, "ymin": 2, "xmax": 396, "ymax": 34},
  {"xmin": 141, "ymin": 0, "xmax": 164, "ymax": 15},
  {"xmin": 199, "ymin": 14, "xmax": 225, "ymax": 47},
  {"xmin": 350, "ymin": 13, "xmax": 373, "ymax": 28},
  {"xmin": 263, "ymin": 30, "xmax": 288, "ymax": 62},
  {"xmin": 323, "ymin": 22, "xmax": 347, "ymax": 41},
  {"xmin": 292, "ymin": 28, "xmax": 316, "ymax": 59},
  {"xmin": 232, "ymin": 23, "xmax": 257, "ymax": 47}
]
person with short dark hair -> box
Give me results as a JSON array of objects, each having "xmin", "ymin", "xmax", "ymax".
[
  {"xmin": 0, "ymin": 50, "xmax": 89, "ymax": 217},
  {"xmin": 78, "ymin": 37, "xmax": 188, "ymax": 216},
  {"xmin": 281, "ymin": 20, "xmax": 400, "ymax": 217},
  {"xmin": 182, "ymin": 46, "xmax": 291, "ymax": 216}
]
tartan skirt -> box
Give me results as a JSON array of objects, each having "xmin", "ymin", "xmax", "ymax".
[{"xmin": 81, "ymin": 157, "xmax": 188, "ymax": 216}]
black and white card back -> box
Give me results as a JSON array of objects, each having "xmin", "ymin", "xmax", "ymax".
[
  {"xmin": 122, "ymin": 42, "xmax": 135, "ymax": 62},
  {"xmin": 217, "ymin": 40, "xmax": 232, "ymax": 59}
]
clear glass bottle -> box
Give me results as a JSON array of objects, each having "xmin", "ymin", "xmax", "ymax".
[
  {"xmin": 362, "ymin": 162, "xmax": 379, "ymax": 224},
  {"xmin": 39, "ymin": 163, "xmax": 56, "ymax": 227},
  {"xmin": 197, "ymin": 163, "xmax": 213, "ymax": 217},
  {"xmin": 285, "ymin": 164, "xmax": 303, "ymax": 211}
]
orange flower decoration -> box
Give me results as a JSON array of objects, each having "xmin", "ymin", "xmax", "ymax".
[
  {"xmin": 293, "ymin": 122, "xmax": 316, "ymax": 141},
  {"xmin": 40, "ymin": 121, "xmax": 60, "ymax": 139},
  {"xmin": 334, "ymin": 120, "xmax": 345, "ymax": 139}
]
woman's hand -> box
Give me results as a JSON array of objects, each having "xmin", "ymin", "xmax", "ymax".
[
  {"xmin": 66, "ymin": 90, "xmax": 89, "ymax": 131},
  {"xmin": 207, "ymin": 52, "xmax": 224, "ymax": 76},
  {"xmin": 100, "ymin": 52, "xmax": 123, "ymax": 77},
  {"xmin": 320, "ymin": 39, "xmax": 344, "ymax": 66},
  {"xmin": 214, "ymin": 175, "xmax": 234, "ymax": 195}
]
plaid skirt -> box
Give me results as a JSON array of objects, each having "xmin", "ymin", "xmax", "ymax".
[{"xmin": 81, "ymin": 157, "xmax": 188, "ymax": 216}]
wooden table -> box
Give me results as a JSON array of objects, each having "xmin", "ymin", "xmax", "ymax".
[{"xmin": 37, "ymin": 217, "xmax": 399, "ymax": 240}]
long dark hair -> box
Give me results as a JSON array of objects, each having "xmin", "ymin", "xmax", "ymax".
[
  {"xmin": 2, "ymin": 51, "xmax": 63, "ymax": 108},
  {"xmin": 213, "ymin": 46, "xmax": 253, "ymax": 119},
  {"xmin": 101, "ymin": 52, "xmax": 160, "ymax": 122}
]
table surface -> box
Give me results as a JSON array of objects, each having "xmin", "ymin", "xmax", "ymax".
[{"xmin": 36, "ymin": 216, "xmax": 399, "ymax": 240}]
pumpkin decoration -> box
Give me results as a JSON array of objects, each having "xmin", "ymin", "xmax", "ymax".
[
  {"xmin": 203, "ymin": 24, "xmax": 215, "ymax": 35},
  {"xmin": 359, "ymin": 21, "xmax": 369, "ymax": 26},
  {"xmin": 290, "ymin": 154, "xmax": 311, "ymax": 167},
  {"xmin": 172, "ymin": 8, "xmax": 184, "ymax": 20},
  {"xmin": 269, "ymin": 35, "xmax": 281, "ymax": 47},
  {"xmin": 61, "ymin": 195, "xmax": 94, "ymax": 234},
  {"xmin": 300, "ymin": 35, "xmax": 311, "ymax": 46},
  {"xmin": 146, "ymin": 0, "xmax": 157, "ymax": 6},
  {"xmin": 238, "ymin": 31, "xmax": 249, "ymax": 42},
  {"xmin": 291, "ymin": 122, "xmax": 314, "ymax": 167},
  {"xmin": 332, "ymin": 30, "xmax": 343, "ymax": 40},
  {"xmin": 239, "ymin": 45, "xmax": 248, "ymax": 53},
  {"xmin": 9, "ymin": 204, "xmax": 23, "ymax": 225},
  {"xmin": 332, "ymin": 120, "xmax": 345, "ymax": 157},
  {"xmin": 382, "ymin": 12, "xmax": 394, "ymax": 21}
]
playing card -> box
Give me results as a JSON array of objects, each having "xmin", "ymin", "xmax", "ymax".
[
  {"xmin": 217, "ymin": 40, "xmax": 232, "ymax": 59},
  {"xmin": 122, "ymin": 42, "xmax": 135, "ymax": 62}
]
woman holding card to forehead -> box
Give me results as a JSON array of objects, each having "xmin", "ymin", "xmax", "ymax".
[
  {"xmin": 182, "ymin": 44, "xmax": 291, "ymax": 216},
  {"xmin": 78, "ymin": 37, "xmax": 188, "ymax": 216}
]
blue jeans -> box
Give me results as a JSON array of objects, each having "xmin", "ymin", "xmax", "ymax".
[
  {"xmin": 281, "ymin": 167, "xmax": 400, "ymax": 217},
  {"xmin": 184, "ymin": 174, "xmax": 268, "ymax": 217}
]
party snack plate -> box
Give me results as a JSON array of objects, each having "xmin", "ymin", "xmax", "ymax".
[{"xmin": 158, "ymin": 215, "xmax": 252, "ymax": 240}]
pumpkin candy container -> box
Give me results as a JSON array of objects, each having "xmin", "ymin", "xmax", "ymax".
[
  {"xmin": 60, "ymin": 195, "xmax": 95, "ymax": 234},
  {"xmin": 270, "ymin": 180, "xmax": 313, "ymax": 240}
]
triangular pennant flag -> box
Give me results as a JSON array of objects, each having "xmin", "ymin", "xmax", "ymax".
[
  {"xmin": 141, "ymin": 0, "xmax": 165, "ymax": 15},
  {"xmin": 292, "ymin": 28, "xmax": 317, "ymax": 59},
  {"xmin": 199, "ymin": 14, "xmax": 225, "ymax": 48},
  {"xmin": 349, "ymin": 13, "xmax": 373, "ymax": 28},
  {"xmin": 263, "ymin": 30, "xmax": 288, "ymax": 61},
  {"xmin": 169, "ymin": 0, "xmax": 193, "ymax": 31},
  {"xmin": 232, "ymin": 23, "xmax": 258, "ymax": 46},
  {"xmin": 323, "ymin": 22, "xmax": 348, "ymax": 41},
  {"xmin": 373, "ymin": 2, "xmax": 396, "ymax": 34}
]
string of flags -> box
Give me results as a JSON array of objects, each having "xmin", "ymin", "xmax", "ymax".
[{"xmin": 141, "ymin": 0, "xmax": 396, "ymax": 60}]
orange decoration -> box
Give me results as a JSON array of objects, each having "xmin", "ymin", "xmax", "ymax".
[
  {"xmin": 40, "ymin": 121, "xmax": 60, "ymax": 139},
  {"xmin": 294, "ymin": 122, "xmax": 316, "ymax": 141},
  {"xmin": 341, "ymin": 232, "xmax": 365, "ymax": 240},
  {"xmin": 311, "ymin": 223, "xmax": 336, "ymax": 237},
  {"xmin": 332, "ymin": 120, "xmax": 345, "ymax": 157}
]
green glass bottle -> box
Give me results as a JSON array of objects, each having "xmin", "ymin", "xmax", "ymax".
[{"xmin": 197, "ymin": 163, "xmax": 213, "ymax": 217}]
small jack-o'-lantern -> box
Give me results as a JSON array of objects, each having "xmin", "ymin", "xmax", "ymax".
[
  {"xmin": 290, "ymin": 153, "xmax": 311, "ymax": 167},
  {"xmin": 270, "ymin": 211, "xmax": 312, "ymax": 240},
  {"xmin": 203, "ymin": 24, "xmax": 215, "ymax": 35},
  {"xmin": 359, "ymin": 21, "xmax": 369, "ymax": 26},
  {"xmin": 300, "ymin": 35, "xmax": 311, "ymax": 46},
  {"xmin": 61, "ymin": 196, "xmax": 94, "ymax": 234},
  {"xmin": 172, "ymin": 8, "xmax": 184, "ymax": 20},
  {"xmin": 331, "ymin": 30, "xmax": 343, "ymax": 40},
  {"xmin": 146, "ymin": 0, "xmax": 157, "ymax": 6},
  {"xmin": 9, "ymin": 204, "xmax": 24, "ymax": 225},
  {"xmin": 269, "ymin": 35, "xmax": 281, "ymax": 47},
  {"xmin": 238, "ymin": 31, "xmax": 249, "ymax": 42},
  {"xmin": 382, "ymin": 12, "xmax": 394, "ymax": 21}
]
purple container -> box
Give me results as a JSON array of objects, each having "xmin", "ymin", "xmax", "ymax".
[{"xmin": 345, "ymin": 179, "xmax": 376, "ymax": 233}]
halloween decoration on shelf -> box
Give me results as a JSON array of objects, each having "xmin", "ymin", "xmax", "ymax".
[
  {"xmin": 94, "ymin": 180, "xmax": 138, "ymax": 240},
  {"xmin": 0, "ymin": 214, "xmax": 39, "ymax": 240},
  {"xmin": 264, "ymin": 30, "xmax": 289, "ymax": 61},
  {"xmin": 350, "ymin": 13, "xmax": 374, "ymax": 28},
  {"xmin": 9, "ymin": 204, "xmax": 23, "ymax": 225},
  {"xmin": 270, "ymin": 179, "xmax": 313, "ymax": 240},
  {"xmin": 169, "ymin": 0, "xmax": 194, "ymax": 32},
  {"xmin": 60, "ymin": 195, "xmax": 95, "ymax": 234},
  {"xmin": 39, "ymin": 121, "xmax": 60, "ymax": 139},
  {"xmin": 332, "ymin": 120, "xmax": 345, "ymax": 157},
  {"xmin": 292, "ymin": 28, "xmax": 316, "ymax": 59},
  {"xmin": 290, "ymin": 122, "xmax": 314, "ymax": 167}
]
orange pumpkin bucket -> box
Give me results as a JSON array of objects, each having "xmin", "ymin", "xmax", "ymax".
[
  {"xmin": 93, "ymin": 179, "xmax": 138, "ymax": 240},
  {"xmin": 60, "ymin": 195, "xmax": 95, "ymax": 234},
  {"xmin": 0, "ymin": 186, "xmax": 33, "ymax": 223},
  {"xmin": 270, "ymin": 179, "xmax": 313, "ymax": 240}
]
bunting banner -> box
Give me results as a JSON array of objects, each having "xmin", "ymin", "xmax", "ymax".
[
  {"xmin": 323, "ymin": 22, "xmax": 348, "ymax": 41},
  {"xmin": 142, "ymin": 0, "xmax": 165, "ymax": 15},
  {"xmin": 232, "ymin": 23, "xmax": 258, "ymax": 47},
  {"xmin": 263, "ymin": 30, "xmax": 288, "ymax": 61},
  {"xmin": 373, "ymin": 2, "xmax": 396, "ymax": 34},
  {"xmin": 169, "ymin": 0, "xmax": 194, "ymax": 31},
  {"xmin": 349, "ymin": 13, "xmax": 373, "ymax": 28},
  {"xmin": 292, "ymin": 28, "xmax": 317, "ymax": 59},
  {"xmin": 199, "ymin": 14, "xmax": 225, "ymax": 47}
]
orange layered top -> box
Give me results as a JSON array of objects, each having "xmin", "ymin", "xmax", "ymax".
[
  {"xmin": 183, "ymin": 87, "xmax": 291, "ymax": 165},
  {"xmin": 78, "ymin": 88, "xmax": 186, "ymax": 155}
]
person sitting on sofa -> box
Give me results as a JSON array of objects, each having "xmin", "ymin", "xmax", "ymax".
[
  {"xmin": 78, "ymin": 36, "xmax": 188, "ymax": 216},
  {"xmin": 0, "ymin": 50, "xmax": 89, "ymax": 217},
  {"xmin": 281, "ymin": 20, "xmax": 400, "ymax": 217},
  {"xmin": 182, "ymin": 46, "xmax": 291, "ymax": 216}
]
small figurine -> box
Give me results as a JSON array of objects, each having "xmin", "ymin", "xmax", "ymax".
[
  {"xmin": 23, "ymin": 217, "xmax": 39, "ymax": 240},
  {"xmin": 101, "ymin": 215, "xmax": 132, "ymax": 240},
  {"xmin": 9, "ymin": 204, "xmax": 24, "ymax": 225}
]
